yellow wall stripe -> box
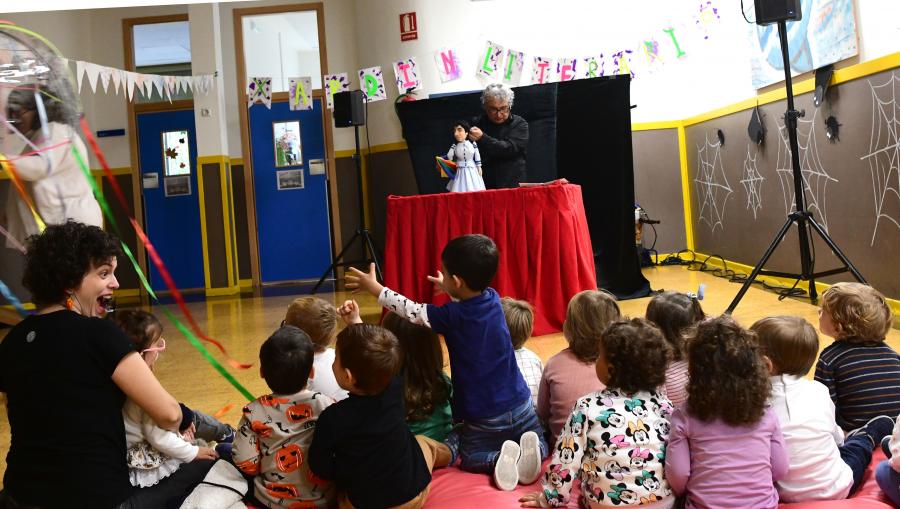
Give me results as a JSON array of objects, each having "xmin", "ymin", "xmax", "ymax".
[{"xmin": 677, "ymin": 123, "xmax": 694, "ymax": 251}]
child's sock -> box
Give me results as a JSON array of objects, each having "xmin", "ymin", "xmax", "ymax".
[
  {"xmin": 517, "ymin": 431, "xmax": 542, "ymax": 485},
  {"xmin": 494, "ymin": 440, "xmax": 521, "ymax": 491}
]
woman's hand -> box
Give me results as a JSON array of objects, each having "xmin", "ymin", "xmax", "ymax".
[
  {"xmin": 346, "ymin": 263, "xmax": 384, "ymax": 297},
  {"xmin": 519, "ymin": 492, "xmax": 549, "ymax": 508},
  {"xmin": 194, "ymin": 447, "xmax": 219, "ymax": 462},
  {"xmin": 337, "ymin": 300, "xmax": 363, "ymax": 325}
]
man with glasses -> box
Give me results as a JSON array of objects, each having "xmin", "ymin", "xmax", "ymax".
[{"xmin": 469, "ymin": 83, "xmax": 529, "ymax": 189}]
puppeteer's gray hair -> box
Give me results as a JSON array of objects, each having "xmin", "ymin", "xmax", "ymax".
[{"xmin": 481, "ymin": 83, "xmax": 514, "ymax": 108}]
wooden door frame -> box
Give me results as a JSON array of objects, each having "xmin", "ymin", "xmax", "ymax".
[
  {"xmin": 233, "ymin": 2, "xmax": 340, "ymax": 290},
  {"xmin": 123, "ymin": 13, "xmax": 190, "ymax": 303}
]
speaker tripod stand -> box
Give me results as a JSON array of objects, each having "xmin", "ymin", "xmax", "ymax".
[
  {"xmin": 725, "ymin": 17, "xmax": 865, "ymax": 313},
  {"xmin": 312, "ymin": 124, "xmax": 382, "ymax": 294}
]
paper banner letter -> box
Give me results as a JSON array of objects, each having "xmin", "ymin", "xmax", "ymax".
[
  {"xmin": 358, "ymin": 66, "xmax": 386, "ymax": 103},
  {"xmin": 557, "ymin": 58, "xmax": 577, "ymax": 81},
  {"xmin": 247, "ymin": 77, "xmax": 272, "ymax": 108},
  {"xmin": 392, "ymin": 57, "xmax": 421, "ymax": 94},
  {"xmin": 289, "ymin": 77, "xmax": 313, "ymax": 111},
  {"xmin": 664, "ymin": 27, "xmax": 686, "ymax": 58},
  {"xmin": 476, "ymin": 40, "xmax": 503, "ymax": 79},
  {"xmin": 323, "ymin": 73, "xmax": 349, "ymax": 110},
  {"xmin": 502, "ymin": 49, "xmax": 525, "ymax": 86},
  {"xmin": 434, "ymin": 48, "xmax": 461, "ymax": 83},
  {"xmin": 582, "ymin": 55, "xmax": 605, "ymax": 78},
  {"xmin": 612, "ymin": 50, "xmax": 634, "ymax": 78},
  {"xmin": 531, "ymin": 57, "xmax": 554, "ymax": 84}
]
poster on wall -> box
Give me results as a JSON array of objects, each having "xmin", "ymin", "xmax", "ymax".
[
  {"xmin": 747, "ymin": 0, "xmax": 857, "ymax": 89},
  {"xmin": 164, "ymin": 175, "xmax": 191, "ymax": 197},
  {"xmin": 277, "ymin": 169, "xmax": 305, "ymax": 190},
  {"xmin": 273, "ymin": 121, "xmax": 303, "ymax": 167}
]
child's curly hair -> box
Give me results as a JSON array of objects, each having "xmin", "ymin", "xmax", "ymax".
[
  {"xmin": 602, "ymin": 318, "xmax": 671, "ymax": 393},
  {"xmin": 686, "ymin": 315, "xmax": 770, "ymax": 426},
  {"xmin": 820, "ymin": 282, "xmax": 893, "ymax": 342}
]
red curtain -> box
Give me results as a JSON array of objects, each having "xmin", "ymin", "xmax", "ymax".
[{"xmin": 383, "ymin": 182, "xmax": 597, "ymax": 335}]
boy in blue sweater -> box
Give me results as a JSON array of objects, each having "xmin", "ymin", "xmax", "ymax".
[{"xmin": 347, "ymin": 234, "xmax": 547, "ymax": 490}]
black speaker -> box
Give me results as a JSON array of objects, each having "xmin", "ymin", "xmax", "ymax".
[
  {"xmin": 333, "ymin": 90, "xmax": 366, "ymax": 127},
  {"xmin": 754, "ymin": 0, "xmax": 802, "ymax": 25}
]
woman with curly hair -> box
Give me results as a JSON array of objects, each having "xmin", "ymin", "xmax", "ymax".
[
  {"xmin": 521, "ymin": 318, "xmax": 675, "ymax": 509},
  {"xmin": 665, "ymin": 315, "xmax": 789, "ymax": 509},
  {"xmin": 383, "ymin": 312, "xmax": 453, "ymax": 442},
  {"xmin": 0, "ymin": 221, "xmax": 211, "ymax": 508}
]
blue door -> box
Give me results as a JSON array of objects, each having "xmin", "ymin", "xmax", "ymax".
[
  {"xmin": 136, "ymin": 109, "xmax": 205, "ymax": 291},
  {"xmin": 248, "ymin": 98, "xmax": 332, "ymax": 283}
]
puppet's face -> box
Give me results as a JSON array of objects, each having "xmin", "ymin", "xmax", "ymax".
[{"xmin": 454, "ymin": 125, "xmax": 467, "ymax": 142}]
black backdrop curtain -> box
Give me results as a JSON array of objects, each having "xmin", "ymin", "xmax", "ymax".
[{"xmin": 395, "ymin": 76, "xmax": 650, "ymax": 299}]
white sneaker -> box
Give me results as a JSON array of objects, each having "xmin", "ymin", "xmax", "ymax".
[
  {"xmin": 517, "ymin": 431, "xmax": 542, "ymax": 485},
  {"xmin": 494, "ymin": 440, "xmax": 521, "ymax": 491}
]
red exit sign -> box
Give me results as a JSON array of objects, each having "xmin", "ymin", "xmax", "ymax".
[{"xmin": 400, "ymin": 12, "xmax": 417, "ymax": 42}]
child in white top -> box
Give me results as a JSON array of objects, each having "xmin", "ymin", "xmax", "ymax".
[
  {"xmin": 521, "ymin": 318, "xmax": 675, "ymax": 509},
  {"xmin": 284, "ymin": 296, "xmax": 349, "ymax": 401},
  {"xmin": 502, "ymin": 297, "xmax": 542, "ymax": 408},
  {"xmin": 115, "ymin": 310, "xmax": 218, "ymax": 487},
  {"xmin": 752, "ymin": 316, "xmax": 891, "ymax": 502}
]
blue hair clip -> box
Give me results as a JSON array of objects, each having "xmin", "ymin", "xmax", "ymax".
[{"xmin": 686, "ymin": 283, "xmax": 705, "ymax": 302}]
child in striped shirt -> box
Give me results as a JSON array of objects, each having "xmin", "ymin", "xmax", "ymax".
[
  {"xmin": 502, "ymin": 297, "xmax": 542, "ymax": 409},
  {"xmin": 814, "ymin": 282, "xmax": 900, "ymax": 431},
  {"xmin": 645, "ymin": 292, "xmax": 704, "ymax": 407}
]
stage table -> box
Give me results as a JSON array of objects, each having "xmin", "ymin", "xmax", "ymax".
[{"xmin": 383, "ymin": 181, "xmax": 597, "ymax": 336}]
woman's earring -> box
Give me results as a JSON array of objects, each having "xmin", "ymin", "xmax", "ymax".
[{"xmin": 65, "ymin": 295, "xmax": 74, "ymax": 310}]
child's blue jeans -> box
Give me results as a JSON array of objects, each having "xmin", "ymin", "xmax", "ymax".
[
  {"xmin": 444, "ymin": 398, "xmax": 549, "ymax": 474},
  {"xmin": 876, "ymin": 461, "xmax": 900, "ymax": 506}
]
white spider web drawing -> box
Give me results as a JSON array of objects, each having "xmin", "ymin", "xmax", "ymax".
[
  {"xmin": 694, "ymin": 134, "xmax": 732, "ymax": 232},
  {"xmin": 861, "ymin": 72, "xmax": 900, "ymax": 246},
  {"xmin": 741, "ymin": 144, "xmax": 765, "ymax": 219},
  {"xmin": 775, "ymin": 107, "xmax": 837, "ymax": 232}
]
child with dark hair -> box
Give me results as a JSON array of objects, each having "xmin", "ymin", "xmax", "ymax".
[
  {"xmin": 233, "ymin": 326, "xmax": 335, "ymax": 508},
  {"xmin": 752, "ymin": 316, "xmax": 892, "ymax": 502},
  {"xmin": 814, "ymin": 282, "xmax": 900, "ymax": 431},
  {"xmin": 539, "ymin": 290, "xmax": 620, "ymax": 446},
  {"xmin": 347, "ymin": 234, "xmax": 546, "ymax": 491},
  {"xmin": 283, "ymin": 296, "xmax": 348, "ymax": 401},
  {"xmin": 502, "ymin": 297, "xmax": 542, "ymax": 408},
  {"xmin": 520, "ymin": 318, "xmax": 675, "ymax": 509},
  {"xmin": 666, "ymin": 316, "xmax": 789, "ymax": 509},
  {"xmin": 645, "ymin": 291, "xmax": 705, "ymax": 407},
  {"xmin": 446, "ymin": 119, "xmax": 485, "ymax": 193},
  {"xmin": 309, "ymin": 322, "xmax": 451, "ymax": 509},
  {"xmin": 383, "ymin": 311, "xmax": 453, "ymax": 442},
  {"xmin": 113, "ymin": 309, "xmax": 232, "ymax": 488}
]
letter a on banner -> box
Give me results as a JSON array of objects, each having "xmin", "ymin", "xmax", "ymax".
[
  {"xmin": 476, "ymin": 40, "xmax": 503, "ymax": 79},
  {"xmin": 434, "ymin": 47, "xmax": 461, "ymax": 83},
  {"xmin": 392, "ymin": 57, "xmax": 421, "ymax": 94},
  {"xmin": 323, "ymin": 72, "xmax": 350, "ymax": 110},
  {"xmin": 358, "ymin": 66, "xmax": 386, "ymax": 103},
  {"xmin": 289, "ymin": 77, "xmax": 313, "ymax": 111},
  {"xmin": 502, "ymin": 49, "xmax": 524, "ymax": 86}
]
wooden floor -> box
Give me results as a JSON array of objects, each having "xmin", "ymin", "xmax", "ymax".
[{"xmin": 2, "ymin": 265, "xmax": 900, "ymax": 487}]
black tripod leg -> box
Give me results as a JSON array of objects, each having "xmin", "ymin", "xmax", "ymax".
[
  {"xmin": 726, "ymin": 217, "xmax": 795, "ymax": 314},
  {"xmin": 361, "ymin": 231, "xmax": 383, "ymax": 282},
  {"xmin": 312, "ymin": 230, "xmax": 361, "ymax": 294},
  {"xmin": 797, "ymin": 219, "xmax": 817, "ymax": 302},
  {"xmin": 806, "ymin": 217, "xmax": 868, "ymax": 284}
]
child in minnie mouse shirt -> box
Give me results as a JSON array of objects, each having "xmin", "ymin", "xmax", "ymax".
[{"xmin": 520, "ymin": 319, "xmax": 675, "ymax": 509}]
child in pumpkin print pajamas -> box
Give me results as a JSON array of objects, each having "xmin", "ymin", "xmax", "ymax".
[{"xmin": 233, "ymin": 326, "xmax": 335, "ymax": 508}]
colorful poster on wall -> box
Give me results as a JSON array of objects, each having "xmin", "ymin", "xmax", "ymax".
[
  {"xmin": 434, "ymin": 47, "xmax": 462, "ymax": 83},
  {"xmin": 247, "ymin": 76, "xmax": 272, "ymax": 108},
  {"xmin": 532, "ymin": 56, "xmax": 555, "ymax": 84},
  {"xmin": 556, "ymin": 58, "xmax": 578, "ymax": 81},
  {"xmin": 323, "ymin": 73, "xmax": 350, "ymax": 110},
  {"xmin": 358, "ymin": 66, "xmax": 387, "ymax": 103},
  {"xmin": 502, "ymin": 49, "xmax": 525, "ymax": 86},
  {"xmin": 747, "ymin": 0, "xmax": 857, "ymax": 88},
  {"xmin": 476, "ymin": 40, "xmax": 504, "ymax": 79},
  {"xmin": 582, "ymin": 55, "xmax": 605, "ymax": 79},
  {"xmin": 392, "ymin": 57, "xmax": 421, "ymax": 94},
  {"xmin": 289, "ymin": 77, "xmax": 313, "ymax": 111}
]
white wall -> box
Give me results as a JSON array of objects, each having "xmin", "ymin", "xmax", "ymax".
[{"xmin": 350, "ymin": 0, "xmax": 900, "ymax": 146}]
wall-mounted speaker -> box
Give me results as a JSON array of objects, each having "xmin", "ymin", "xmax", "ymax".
[
  {"xmin": 333, "ymin": 90, "xmax": 366, "ymax": 127},
  {"xmin": 754, "ymin": 0, "xmax": 801, "ymax": 25}
]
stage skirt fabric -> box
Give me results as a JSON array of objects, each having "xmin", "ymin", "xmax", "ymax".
[{"xmin": 383, "ymin": 182, "xmax": 596, "ymax": 336}]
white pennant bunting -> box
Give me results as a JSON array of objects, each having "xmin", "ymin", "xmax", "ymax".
[
  {"xmin": 110, "ymin": 68, "xmax": 123, "ymax": 95},
  {"xmin": 84, "ymin": 62, "xmax": 101, "ymax": 93},
  {"xmin": 126, "ymin": 72, "xmax": 136, "ymax": 101},
  {"xmin": 75, "ymin": 60, "xmax": 86, "ymax": 92},
  {"xmin": 99, "ymin": 66, "xmax": 112, "ymax": 93}
]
